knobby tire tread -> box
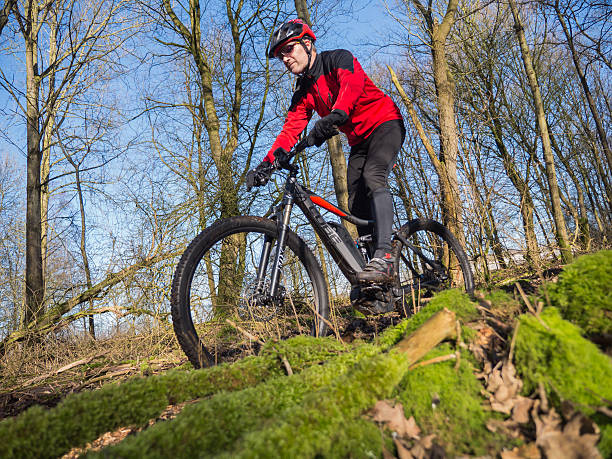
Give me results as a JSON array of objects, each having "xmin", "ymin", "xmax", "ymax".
[
  {"xmin": 171, "ymin": 216, "xmax": 329, "ymax": 368},
  {"xmin": 398, "ymin": 218, "xmax": 474, "ymax": 294}
]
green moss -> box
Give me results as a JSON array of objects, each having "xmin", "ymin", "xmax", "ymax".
[
  {"xmin": 0, "ymin": 336, "xmax": 347, "ymax": 459},
  {"xmin": 397, "ymin": 343, "xmax": 509, "ymax": 456},
  {"xmin": 382, "ymin": 290, "xmax": 479, "ymax": 345},
  {"xmin": 598, "ymin": 422, "xmax": 612, "ymax": 459},
  {"xmin": 219, "ymin": 351, "xmax": 410, "ymax": 458},
  {"xmin": 484, "ymin": 289, "xmax": 522, "ymax": 317},
  {"xmin": 90, "ymin": 341, "xmax": 385, "ymax": 458},
  {"xmin": 514, "ymin": 307, "xmax": 612, "ymax": 456},
  {"xmin": 515, "ymin": 307, "xmax": 612, "ymax": 408},
  {"xmin": 547, "ymin": 250, "xmax": 612, "ymax": 335}
]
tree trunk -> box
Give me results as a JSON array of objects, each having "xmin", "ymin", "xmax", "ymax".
[
  {"xmin": 508, "ymin": 0, "xmax": 572, "ymax": 263},
  {"xmin": 0, "ymin": 0, "xmax": 16, "ymax": 38},
  {"xmin": 553, "ymin": 1, "xmax": 612, "ymax": 175},
  {"xmin": 431, "ymin": 30, "xmax": 465, "ymax": 249},
  {"xmin": 327, "ymin": 135, "xmax": 357, "ymax": 238},
  {"xmin": 24, "ymin": 0, "xmax": 44, "ymax": 327}
]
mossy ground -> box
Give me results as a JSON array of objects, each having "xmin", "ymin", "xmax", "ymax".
[
  {"xmin": 546, "ymin": 250, "xmax": 612, "ymax": 336},
  {"xmin": 91, "ymin": 290, "xmax": 507, "ymax": 458},
  {"xmin": 3, "ymin": 252, "xmax": 612, "ymax": 457},
  {"xmin": 515, "ymin": 306, "xmax": 612, "ymax": 457},
  {"xmin": 0, "ymin": 336, "xmax": 348, "ymax": 458}
]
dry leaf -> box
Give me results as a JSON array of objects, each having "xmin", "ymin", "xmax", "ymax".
[
  {"xmin": 393, "ymin": 436, "xmax": 414, "ymax": 459},
  {"xmin": 486, "ymin": 360, "xmax": 523, "ymax": 415},
  {"xmin": 371, "ymin": 400, "xmax": 421, "ymax": 439},
  {"xmin": 410, "ymin": 442, "xmax": 426, "ymax": 459},
  {"xmin": 511, "ymin": 397, "xmax": 534, "ymax": 424},
  {"xmin": 500, "ymin": 443, "xmax": 540, "ymax": 459},
  {"xmin": 533, "ymin": 402, "xmax": 602, "ymax": 459}
]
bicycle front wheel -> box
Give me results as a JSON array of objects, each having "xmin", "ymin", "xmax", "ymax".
[
  {"xmin": 171, "ymin": 216, "xmax": 330, "ymax": 368},
  {"xmin": 394, "ymin": 219, "xmax": 474, "ymax": 313}
]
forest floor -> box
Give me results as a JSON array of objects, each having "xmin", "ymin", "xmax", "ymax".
[{"xmin": 0, "ymin": 251, "xmax": 610, "ymax": 458}]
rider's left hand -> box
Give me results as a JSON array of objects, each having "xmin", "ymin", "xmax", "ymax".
[{"xmin": 308, "ymin": 109, "xmax": 348, "ymax": 147}]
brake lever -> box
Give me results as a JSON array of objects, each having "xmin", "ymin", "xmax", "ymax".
[{"xmin": 273, "ymin": 135, "xmax": 313, "ymax": 172}]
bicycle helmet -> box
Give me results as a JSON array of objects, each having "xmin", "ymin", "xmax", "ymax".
[{"xmin": 268, "ymin": 19, "xmax": 316, "ymax": 59}]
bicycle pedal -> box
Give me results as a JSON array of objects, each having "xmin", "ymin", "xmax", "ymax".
[{"xmin": 351, "ymin": 298, "xmax": 394, "ymax": 316}]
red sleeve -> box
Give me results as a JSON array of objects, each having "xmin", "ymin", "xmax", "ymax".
[
  {"xmin": 332, "ymin": 52, "xmax": 365, "ymax": 115},
  {"xmin": 265, "ymin": 91, "xmax": 313, "ymax": 162}
]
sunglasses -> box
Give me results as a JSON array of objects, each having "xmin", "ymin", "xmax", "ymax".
[{"xmin": 277, "ymin": 42, "xmax": 298, "ymax": 59}]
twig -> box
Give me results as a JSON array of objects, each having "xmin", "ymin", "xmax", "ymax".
[
  {"xmin": 409, "ymin": 353, "xmax": 457, "ymax": 370},
  {"xmin": 473, "ymin": 290, "xmax": 493, "ymax": 309},
  {"xmin": 225, "ymin": 319, "xmax": 265, "ymax": 346},
  {"xmin": 283, "ymin": 278, "xmax": 304, "ymax": 334},
  {"xmin": 74, "ymin": 367, "xmax": 135, "ymax": 391},
  {"xmin": 280, "ymin": 355, "xmax": 293, "ymax": 376},
  {"xmin": 538, "ymin": 381, "xmax": 549, "ymax": 413},
  {"xmin": 515, "ymin": 282, "xmax": 550, "ymax": 331},
  {"xmin": 308, "ymin": 302, "xmax": 344, "ymax": 344},
  {"xmin": 514, "ymin": 282, "xmax": 537, "ymax": 315},
  {"xmin": 21, "ymin": 351, "xmax": 106, "ymax": 387}
]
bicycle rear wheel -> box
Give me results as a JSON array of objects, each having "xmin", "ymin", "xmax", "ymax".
[
  {"xmin": 393, "ymin": 219, "xmax": 474, "ymax": 314},
  {"xmin": 171, "ymin": 216, "xmax": 329, "ymax": 368}
]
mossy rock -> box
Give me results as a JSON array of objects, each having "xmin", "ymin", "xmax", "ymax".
[
  {"xmin": 514, "ymin": 307, "xmax": 612, "ymax": 457},
  {"xmin": 546, "ymin": 250, "xmax": 612, "ymax": 336}
]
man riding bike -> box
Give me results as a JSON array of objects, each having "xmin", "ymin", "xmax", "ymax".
[{"xmin": 247, "ymin": 18, "xmax": 405, "ymax": 284}]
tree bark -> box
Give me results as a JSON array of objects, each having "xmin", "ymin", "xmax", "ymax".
[
  {"xmin": 399, "ymin": 0, "xmax": 466, "ymax": 254},
  {"xmin": 327, "ymin": 136, "xmax": 357, "ymax": 238},
  {"xmin": 23, "ymin": 0, "xmax": 44, "ymax": 327},
  {"xmin": 388, "ymin": 60, "xmax": 465, "ymax": 286},
  {"xmin": 0, "ymin": 0, "xmax": 16, "ymax": 37},
  {"xmin": 395, "ymin": 308, "xmax": 457, "ymax": 362},
  {"xmin": 508, "ymin": 0, "xmax": 572, "ymax": 262}
]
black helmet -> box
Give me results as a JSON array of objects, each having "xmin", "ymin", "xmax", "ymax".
[{"xmin": 268, "ymin": 19, "xmax": 316, "ymax": 59}]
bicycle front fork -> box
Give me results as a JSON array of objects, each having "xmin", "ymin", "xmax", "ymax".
[{"xmin": 255, "ymin": 195, "xmax": 294, "ymax": 303}]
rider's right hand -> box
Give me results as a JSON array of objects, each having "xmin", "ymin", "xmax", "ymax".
[
  {"xmin": 246, "ymin": 160, "xmax": 275, "ymax": 191},
  {"xmin": 272, "ymin": 147, "xmax": 292, "ymax": 169}
]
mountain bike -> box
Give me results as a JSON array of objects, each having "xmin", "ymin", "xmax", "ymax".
[{"xmin": 171, "ymin": 138, "xmax": 474, "ymax": 368}]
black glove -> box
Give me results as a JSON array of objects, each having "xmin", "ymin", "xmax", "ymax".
[
  {"xmin": 272, "ymin": 147, "xmax": 292, "ymax": 169},
  {"xmin": 246, "ymin": 161, "xmax": 275, "ymax": 191},
  {"xmin": 307, "ymin": 109, "xmax": 348, "ymax": 147}
]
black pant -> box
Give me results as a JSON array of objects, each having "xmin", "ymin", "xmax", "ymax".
[{"xmin": 347, "ymin": 119, "xmax": 405, "ymax": 255}]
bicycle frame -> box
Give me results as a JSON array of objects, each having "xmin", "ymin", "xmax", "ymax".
[{"xmin": 260, "ymin": 166, "xmax": 372, "ymax": 300}]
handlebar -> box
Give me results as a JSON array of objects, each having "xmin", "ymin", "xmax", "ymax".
[{"xmin": 273, "ymin": 135, "xmax": 314, "ymax": 173}]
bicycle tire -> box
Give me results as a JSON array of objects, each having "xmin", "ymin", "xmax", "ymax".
[
  {"xmin": 171, "ymin": 216, "xmax": 330, "ymax": 368},
  {"xmin": 393, "ymin": 218, "xmax": 474, "ymax": 312}
]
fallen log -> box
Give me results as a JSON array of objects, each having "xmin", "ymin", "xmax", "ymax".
[
  {"xmin": 0, "ymin": 249, "xmax": 182, "ymax": 357},
  {"xmin": 395, "ymin": 307, "xmax": 457, "ymax": 364}
]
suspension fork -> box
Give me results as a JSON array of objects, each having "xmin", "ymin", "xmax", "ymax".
[
  {"xmin": 254, "ymin": 177, "xmax": 296, "ymax": 300},
  {"xmin": 267, "ymin": 190, "xmax": 294, "ymax": 299}
]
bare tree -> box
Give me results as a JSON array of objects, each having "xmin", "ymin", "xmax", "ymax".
[
  {"xmin": 1, "ymin": 0, "xmax": 134, "ymax": 327},
  {"xmin": 389, "ymin": 0, "xmax": 466, "ymax": 250},
  {"xmin": 549, "ymin": 0, "xmax": 612, "ymax": 176},
  {"xmin": 507, "ymin": 0, "xmax": 572, "ymax": 262}
]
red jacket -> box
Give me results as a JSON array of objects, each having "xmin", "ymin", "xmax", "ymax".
[{"xmin": 265, "ymin": 49, "xmax": 403, "ymax": 162}]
